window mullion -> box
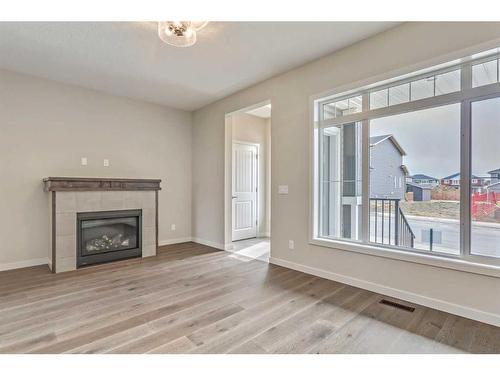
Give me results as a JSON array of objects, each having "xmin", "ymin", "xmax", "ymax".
[
  {"xmin": 460, "ymin": 62, "xmax": 472, "ymax": 258},
  {"xmin": 318, "ymin": 102, "xmax": 325, "ymax": 237},
  {"xmin": 462, "ymin": 62, "xmax": 473, "ymax": 90},
  {"xmin": 460, "ymin": 99, "xmax": 472, "ymax": 258},
  {"xmin": 361, "ymin": 92, "xmax": 370, "ymax": 243}
]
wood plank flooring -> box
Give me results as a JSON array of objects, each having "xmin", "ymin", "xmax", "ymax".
[{"xmin": 0, "ymin": 242, "xmax": 499, "ymax": 354}]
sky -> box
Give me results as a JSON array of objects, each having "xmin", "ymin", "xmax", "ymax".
[{"xmin": 370, "ymin": 98, "xmax": 500, "ymax": 178}]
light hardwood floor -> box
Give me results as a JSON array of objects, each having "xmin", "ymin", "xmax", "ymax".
[{"xmin": 0, "ymin": 242, "xmax": 498, "ymax": 354}]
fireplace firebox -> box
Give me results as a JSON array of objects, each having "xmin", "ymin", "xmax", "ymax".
[{"xmin": 77, "ymin": 209, "xmax": 142, "ymax": 267}]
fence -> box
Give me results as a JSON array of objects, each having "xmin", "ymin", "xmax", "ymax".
[
  {"xmin": 431, "ymin": 188, "xmax": 460, "ymax": 201},
  {"xmin": 471, "ymin": 191, "xmax": 500, "ymax": 221}
]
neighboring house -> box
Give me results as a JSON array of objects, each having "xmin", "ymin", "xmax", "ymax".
[
  {"xmin": 408, "ymin": 173, "xmax": 439, "ymax": 186},
  {"xmin": 441, "ymin": 172, "xmax": 462, "ymax": 187},
  {"xmin": 486, "ymin": 181, "xmax": 500, "ymax": 193},
  {"xmin": 406, "ymin": 182, "xmax": 432, "ymax": 201},
  {"xmin": 483, "ymin": 168, "xmax": 500, "ymax": 192},
  {"xmin": 370, "ymin": 134, "xmax": 408, "ymax": 200},
  {"xmin": 477, "ymin": 174, "xmax": 492, "ymax": 187},
  {"xmin": 441, "ymin": 172, "xmax": 483, "ymax": 192},
  {"xmin": 488, "ymin": 168, "xmax": 500, "ymax": 184},
  {"xmin": 475, "ymin": 175, "xmax": 491, "ymax": 193}
]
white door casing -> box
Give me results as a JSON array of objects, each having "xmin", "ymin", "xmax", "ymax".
[{"xmin": 232, "ymin": 142, "xmax": 258, "ymax": 241}]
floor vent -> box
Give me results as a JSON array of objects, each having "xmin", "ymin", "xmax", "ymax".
[{"xmin": 379, "ymin": 299, "xmax": 415, "ymax": 312}]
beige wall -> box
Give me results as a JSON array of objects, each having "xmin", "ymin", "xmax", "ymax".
[
  {"xmin": 231, "ymin": 112, "xmax": 271, "ymax": 236},
  {"xmin": 0, "ymin": 69, "xmax": 192, "ymax": 269},
  {"xmin": 192, "ymin": 22, "xmax": 500, "ymax": 325}
]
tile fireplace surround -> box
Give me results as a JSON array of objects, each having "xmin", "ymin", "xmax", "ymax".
[{"xmin": 43, "ymin": 177, "xmax": 161, "ymax": 273}]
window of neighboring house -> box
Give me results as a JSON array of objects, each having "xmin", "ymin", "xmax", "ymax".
[{"xmin": 314, "ymin": 48, "xmax": 500, "ymax": 270}]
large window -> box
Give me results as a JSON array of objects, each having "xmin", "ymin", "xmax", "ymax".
[{"xmin": 314, "ymin": 49, "xmax": 500, "ymax": 268}]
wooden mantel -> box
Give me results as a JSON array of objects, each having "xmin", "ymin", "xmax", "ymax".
[{"xmin": 43, "ymin": 177, "xmax": 162, "ymax": 192}]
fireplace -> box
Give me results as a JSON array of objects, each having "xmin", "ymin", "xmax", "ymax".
[
  {"xmin": 77, "ymin": 209, "xmax": 142, "ymax": 267},
  {"xmin": 44, "ymin": 177, "xmax": 160, "ymax": 273}
]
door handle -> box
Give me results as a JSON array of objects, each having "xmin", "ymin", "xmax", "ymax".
[{"xmin": 232, "ymin": 195, "xmax": 237, "ymax": 199}]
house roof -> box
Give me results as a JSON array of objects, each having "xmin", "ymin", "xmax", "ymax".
[
  {"xmin": 407, "ymin": 182, "xmax": 433, "ymax": 190},
  {"xmin": 411, "ymin": 173, "xmax": 437, "ymax": 180},
  {"xmin": 369, "ymin": 134, "xmax": 406, "ymax": 156},
  {"xmin": 442, "ymin": 172, "xmax": 460, "ymax": 180},
  {"xmin": 442, "ymin": 172, "xmax": 480, "ymax": 180},
  {"xmin": 488, "ymin": 168, "xmax": 500, "ymax": 174}
]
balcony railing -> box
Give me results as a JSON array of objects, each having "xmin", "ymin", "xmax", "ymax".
[{"xmin": 370, "ymin": 198, "xmax": 415, "ymax": 248}]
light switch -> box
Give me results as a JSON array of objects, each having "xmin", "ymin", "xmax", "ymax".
[
  {"xmin": 288, "ymin": 240, "xmax": 295, "ymax": 250},
  {"xmin": 81, "ymin": 157, "xmax": 87, "ymax": 166},
  {"xmin": 103, "ymin": 159, "xmax": 110, "ymax": 167},
  {"xmin": 278, "ymin": 185, "xmax": 289, "ymax": 194},
  {"xmin": 171, "ymin": 224, "xmax": 176, "ymax": 231}
]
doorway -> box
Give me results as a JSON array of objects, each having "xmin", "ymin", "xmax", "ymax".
[{"xmin": 225, "ymin": 101, "xmax": 271, "ymax": 262}]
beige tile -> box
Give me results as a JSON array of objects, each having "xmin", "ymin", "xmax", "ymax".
[
  {"xmin": 56, "ymin": 192, "xmax": 76, "ymax": 213},
  {"xmin": 139, "ymin": 191, "xmax": 155, "ymax": 209},
  {"xmin": 76, "ymin": 192, "xmax": 102, "ymax": 212},
  {"xmin": 101, "ymin": 191, "xmax": 125, "ymax": 210},
  {"xmin": 56, "ymin": 213, "xmax": 76, "ymax": 237},
  {"xmin": 142, "ymin": 208, "xmax": 155, "ymax": 227},
  {"xmin": 124, "ymin": 191, "xmax": 142, "ymax": 209},
  {"xmin": 142, "ymin": 245, "xmax": 156, "ymax": 257},
  {"xmin": 55, "ymin": 256, "xmax": 76, "ymax": 273},
  {"xmin": 56, "ymin": 234, "xmax": 76, "ymax": 259},
  {"xmin": 143, "ymin": 226, "xmax": 156, "ymax": 246}
]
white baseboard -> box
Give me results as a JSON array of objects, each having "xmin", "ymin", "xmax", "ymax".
[
  {"xmin": 269, "ymin": 256, "xmax": 500, "ymax": 328},
  {"xmin": 258, "ymin": 232, "xmax": 271, "ymax": 238},
  {"xmin": 192, "ymin": 237, "xmax": 226, "ymax": 250},
  {"xmin": 158, "ymin": 237, "xmax": 193, "ymax": 246},
  {"xmin": 0, "ymin": 257, "xmax": 49, "ymax": 272}
]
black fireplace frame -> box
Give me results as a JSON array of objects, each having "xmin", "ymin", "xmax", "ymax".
[{"xmin": 76, "ymin": 209, "xmax": 142, "ymax": 268}]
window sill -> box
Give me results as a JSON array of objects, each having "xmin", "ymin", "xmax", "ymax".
[{"xmin": 310, "ymin": 237, "xmax": 500, "ymax": 279}]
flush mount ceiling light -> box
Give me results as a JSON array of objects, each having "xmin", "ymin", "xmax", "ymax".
[{"xmin": 158, "ymin": 21, "xmax": 209, "ymax": 47}]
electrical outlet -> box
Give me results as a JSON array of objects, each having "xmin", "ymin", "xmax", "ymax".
[
  {"xmin": 171, "ymin": 224, "xmax": 176, "ymax": 231},
  {"xmin": 288, "ymin": 240, "xmax": 295, "ymax": 250},
  {"xmin": 103, "ymin": 159, "xmax": 110, "ymax": 167},
  {"xmin": 81, "ymin": 157, "xmax": 87, "ymax": 166}
]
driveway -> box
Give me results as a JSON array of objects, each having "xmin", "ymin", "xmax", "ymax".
[
  {"xmin": 405, "ymin": 215, "xmax": 500, "ymax": 258},
  {"xmin": 370, "ymin": 214, "xmax": 500, "ymax": 258}
]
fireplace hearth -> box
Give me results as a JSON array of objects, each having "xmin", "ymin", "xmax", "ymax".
[{"xmin": 77, "ymin": 209, "xmax": 142, "ymax": 267}]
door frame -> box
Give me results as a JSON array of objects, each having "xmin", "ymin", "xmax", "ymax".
[
  {"xmin": 224, "ymin": 99, "xmax": 271, "ymax": 251},
  {"xmin": 232, "ymin": 140, "xmax": 259, "ymax": 242}
]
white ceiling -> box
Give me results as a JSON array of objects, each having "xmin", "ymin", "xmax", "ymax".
[{"xmin": 0, "ymin": 22, "xmax": 398, "ymax": 111}]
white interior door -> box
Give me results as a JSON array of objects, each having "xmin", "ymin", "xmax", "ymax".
[{"xmin": 232, "ymin": 142, "xmax": 258, "ymax": 241}]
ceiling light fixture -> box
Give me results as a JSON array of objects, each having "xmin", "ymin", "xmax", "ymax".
[{"xmin": 158, "ymin": 21, "xmax": 209, "ymax": 47}]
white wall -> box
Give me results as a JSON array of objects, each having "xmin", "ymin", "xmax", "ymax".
[
  {"xmin": 192, "ymin": 22, "xmax": 500, "ymax": 326},
  {"xmin": 231, "ymin": 112, "xmax": 271, "ymax": 237},
  {"xmin": 0, "ymin": 69, "xmax": 192, "ymax": 269}
]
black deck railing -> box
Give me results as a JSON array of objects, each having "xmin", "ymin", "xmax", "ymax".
[{"xmin": 370, "ymin": 198, "xmax": 415, "ymax": 248}]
